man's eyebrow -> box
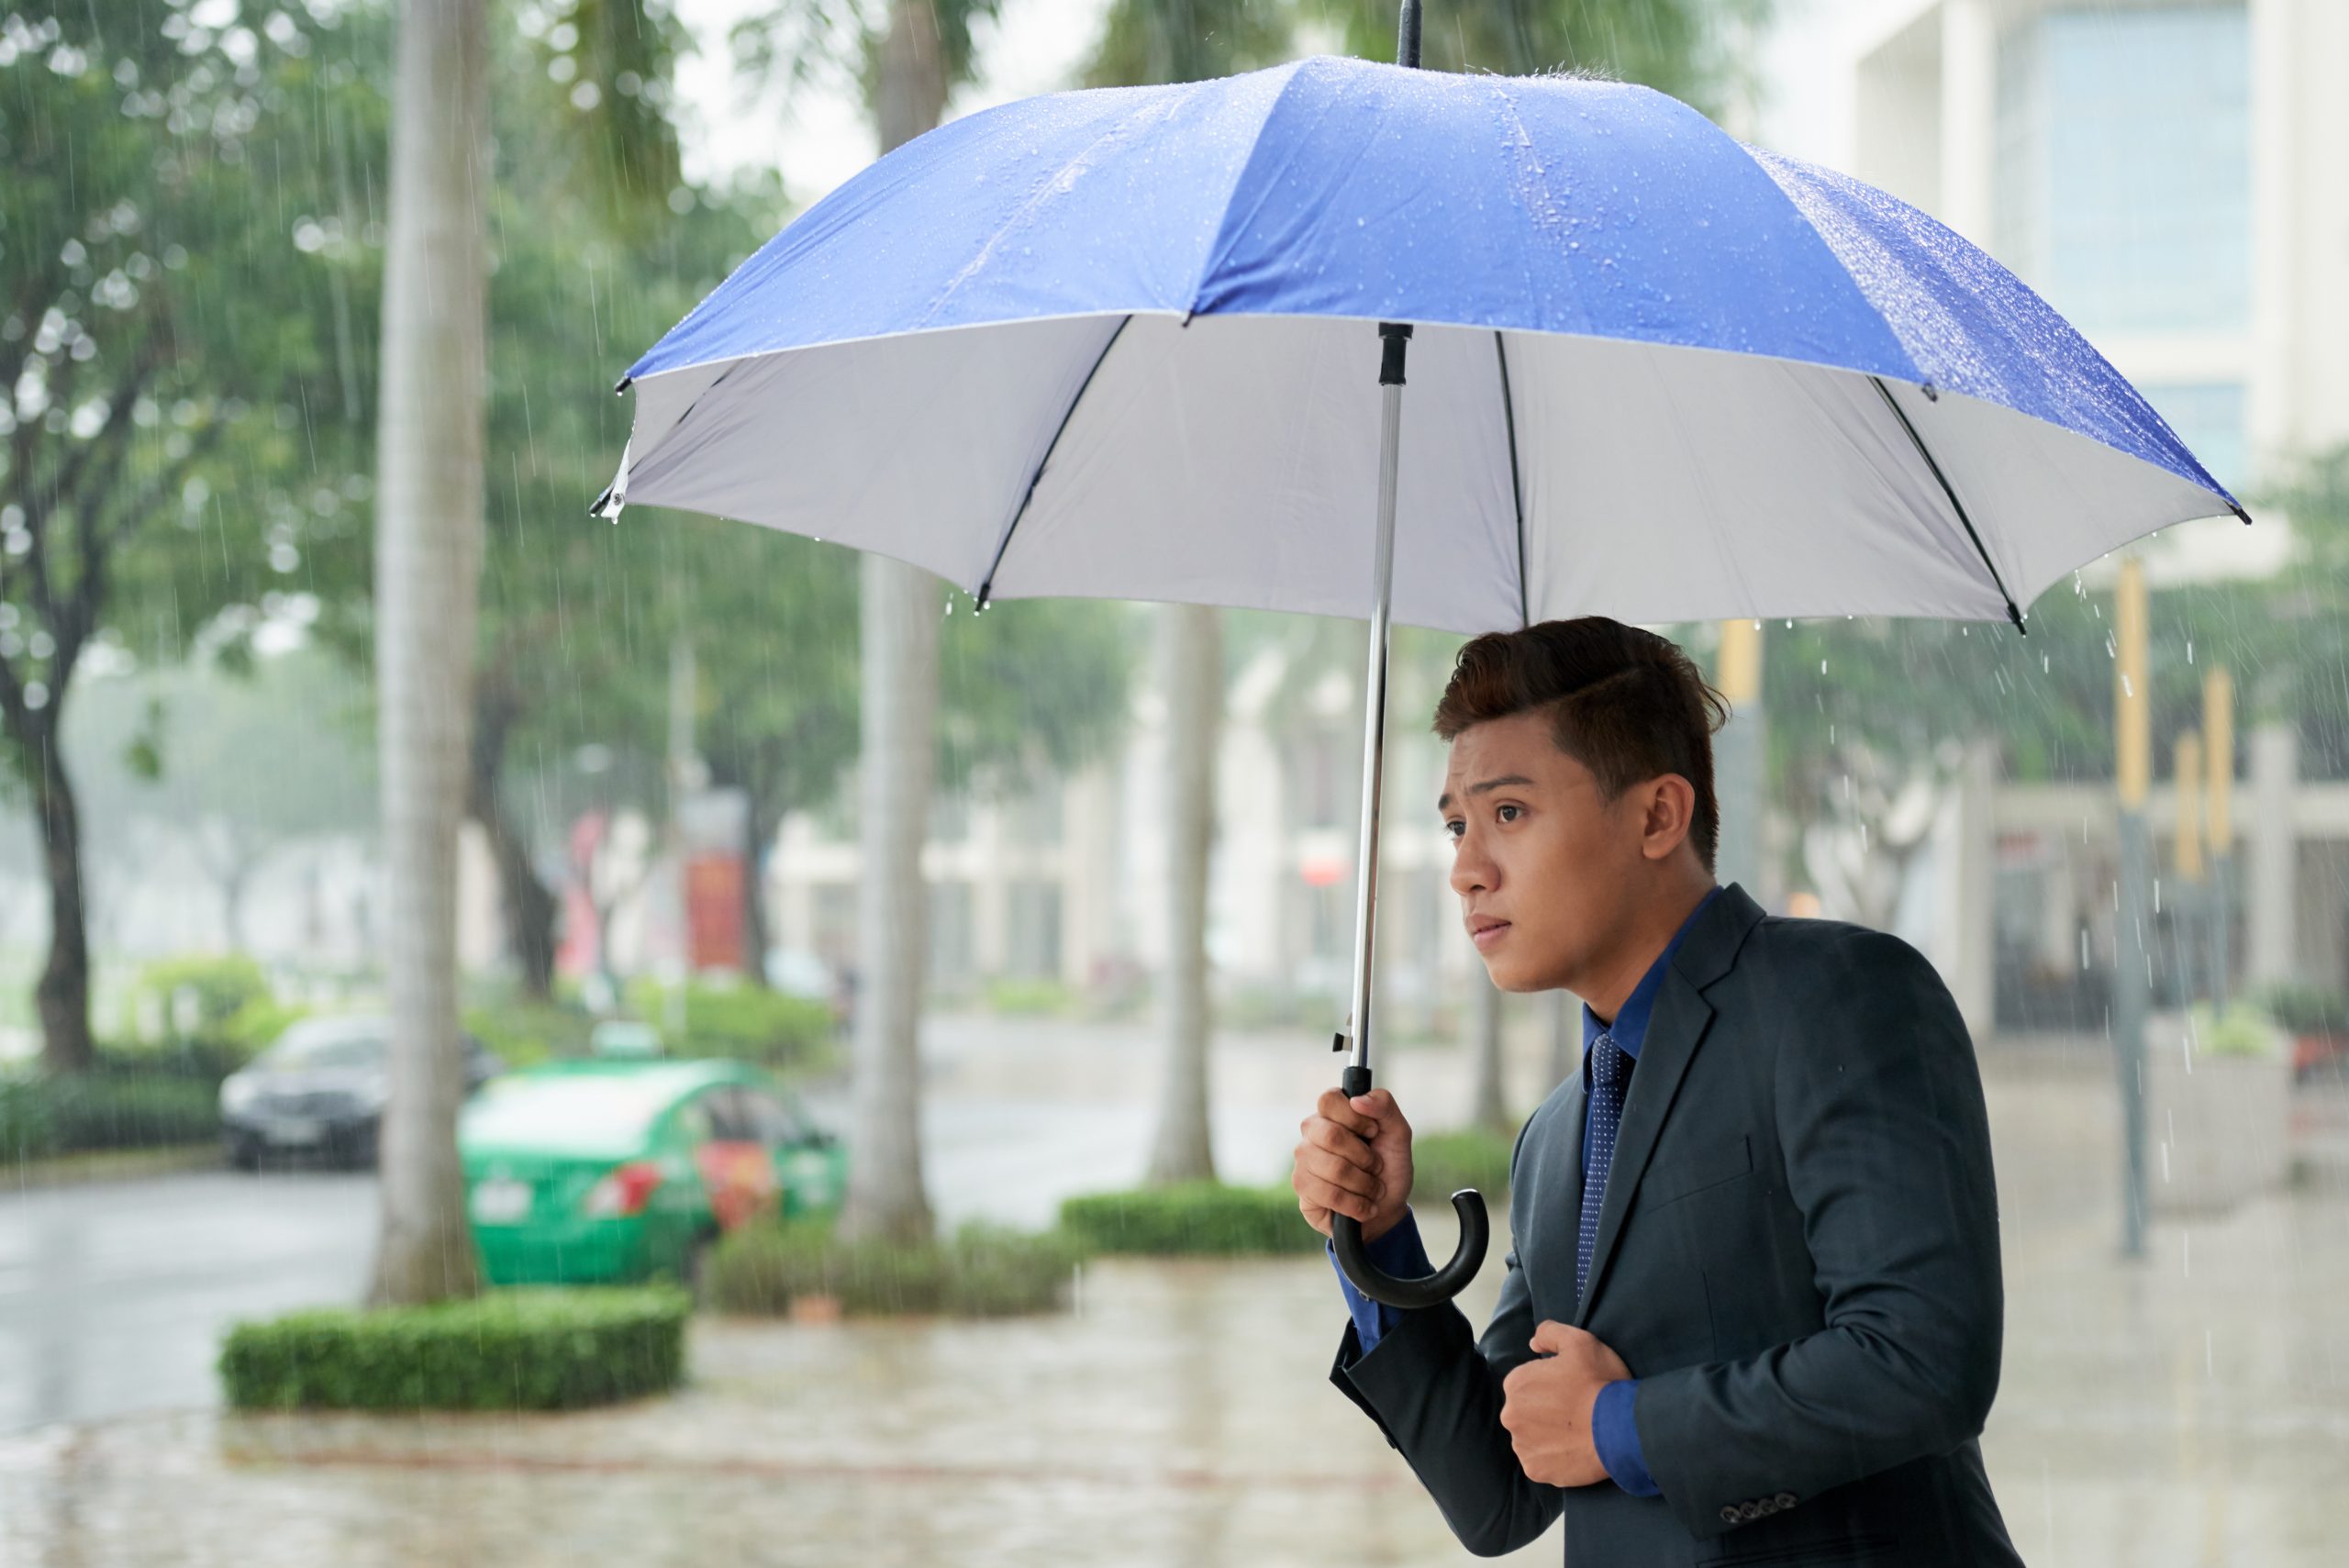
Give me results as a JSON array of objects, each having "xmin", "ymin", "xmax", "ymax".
[{"xmin": 1435, "ymin": 774, "xmax": 1537, "ymax": 812}]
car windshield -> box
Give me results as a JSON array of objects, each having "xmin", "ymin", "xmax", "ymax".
[
  {"xmin": 258, "ymin": 1021, "xmax": 385, "ymax": 1072},
  {"xmin": 461, "ymin": 1074, "xmax": 674, "ymax": 1147}
]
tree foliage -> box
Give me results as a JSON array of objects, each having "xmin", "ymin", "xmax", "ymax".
[{"xmin": 1, "ymin": 0, "xmax": 379, "ymax": 1066}]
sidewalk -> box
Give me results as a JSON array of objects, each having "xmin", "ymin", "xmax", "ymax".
[{"xmin": 1, "ymin": 1038, "xmax": 2343, "ymax": 1566}]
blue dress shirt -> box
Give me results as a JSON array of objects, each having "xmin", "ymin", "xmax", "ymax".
[{"xmin": 1330, "ymin": 884, "xmax": 1720, "ymax": 1500}]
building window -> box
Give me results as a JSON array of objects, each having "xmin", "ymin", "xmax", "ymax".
[
  {"xmin": 811, "ymin": 883, "xmax": 856, "ymax": 965},
  {"xmin": 1994, "ymin": 5, "xmax": 2250, "ymax": 339},
  {"xmin": 2139, "ymin": 381, "xmax": 2246, "ymax": 493},
  {"xmin": 1009, "ymin": 774, "xmax": 1063, "ymax": 848},
  {"xmin": 929, "ymin": 879, "xmax": 973, "ymax": 986},
  {"xmin": 1005, "ymin": 879, "xmax": 1063, "ymax": 979}
]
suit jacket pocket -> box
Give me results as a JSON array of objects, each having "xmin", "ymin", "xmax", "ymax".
[
  {"xmin": 1644, "ymin": 1134, "xmax": 1753, "ymax": 1207},
  {"xmin": 1709, "ymin": 1532, "xmax": 1899, "ymax": 1567}
]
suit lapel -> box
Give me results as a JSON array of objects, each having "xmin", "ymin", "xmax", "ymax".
[{"xmin": 1571, "ymin": 882, "xmax": 1766, "ymax": 1327}]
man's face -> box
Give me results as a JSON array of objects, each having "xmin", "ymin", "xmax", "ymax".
[{"xmin": 1439, "ymin": 709, "xmax": 1647, "ymax": 994}]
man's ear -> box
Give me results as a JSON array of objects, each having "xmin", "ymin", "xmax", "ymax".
[{"xmin": 1638, "ymin": 774, "xmax": 1697, "ymax": 862}]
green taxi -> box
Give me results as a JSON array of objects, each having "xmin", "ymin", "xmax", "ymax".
[{"xmin": 460, "ymin": 1058, "xmax": 845, "ymax": 1288}]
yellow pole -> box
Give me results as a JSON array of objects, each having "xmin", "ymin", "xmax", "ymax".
[
  {"xmin": 2116, "ymin": 560, "xmax": 2150, "ymax": 808},
  {"xmin": 2204, "ymin": 666, "xmax": 2235, "ymax": 1010},
  {"xmin": 2174, "ymin": 731, "xmax": 2203, "ymax": 882},
  {"xmin": 1718, "ymin": 618, "xmax": 1763, "ymax": 706},
  {"xmin": 2204, "ymin": 668, "xmax": 2233, "ymax": 852}
]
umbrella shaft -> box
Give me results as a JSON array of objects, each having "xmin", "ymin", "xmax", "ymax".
[{"xmin": 1346, "ymin": 375, "xmax": 1406, "ymax": 1075}]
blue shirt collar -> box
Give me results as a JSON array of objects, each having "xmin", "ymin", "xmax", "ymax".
[{"xmin": 1581, "ymin": 884, "xmax": 1722, "ymax": 1062}]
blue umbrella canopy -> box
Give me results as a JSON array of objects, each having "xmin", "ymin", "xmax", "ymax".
[{"xmin": 603, "ymin": 55, "xmax": 2239, "ymax": 637}]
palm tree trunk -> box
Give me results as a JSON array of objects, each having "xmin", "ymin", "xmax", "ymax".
[
  {"xmin": 841, "ymin": 551, "xmax": 940, "ymax": 1243},
  {"xmin": 1147, "ymin": 604, "xmax": 1219, "ymax": 1184},
  {"xmin": 837, "ymin": 0, "xmax": 950, "ymax": 1247},
  {"xmin": 366, "ymin": 0, "xmax": 489, "ymax": 1307}
]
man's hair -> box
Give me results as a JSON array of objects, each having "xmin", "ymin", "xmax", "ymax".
[{"xmin": 1431, "ymin": 618, "xmax": 1729, "ymax": 872}]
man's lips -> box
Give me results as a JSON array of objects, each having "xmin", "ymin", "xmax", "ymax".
[{"xmin": 1469, "ymin": 918, "xmax": 1511, "ymax": 950}]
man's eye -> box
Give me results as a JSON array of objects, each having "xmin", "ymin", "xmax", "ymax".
[
  {"xmin": 1443, "ymin": 820, "xmax": 1464, "ymax": 840},
  {"xmin": 1496, "ymin": 804, "xmax": 1522, "ymax": 823}
]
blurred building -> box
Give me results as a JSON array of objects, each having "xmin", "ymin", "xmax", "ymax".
[
  {"xmin": 1852, "ymin": 0, "xmax": 2349, "ymax": 1035},
  {"xmin": 1854, "ymin": 0, "xmax": 2349, "ymax": 511},
  {"xmin": 763, "ymin": 638, "xmax": 1485, "ymax": 1029}
]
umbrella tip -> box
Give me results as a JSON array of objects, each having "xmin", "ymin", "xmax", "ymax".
[
  {"xmin": 2006, "ymin": 600, "xmax": 2027, "ymax": 638},
  {"xmin": 2232, "ymin": 502, "xmax": 2253, "ymax": 526},
  {"xmin": 613, "ymin": 375, "xmax": 633, "ymax": 396}
]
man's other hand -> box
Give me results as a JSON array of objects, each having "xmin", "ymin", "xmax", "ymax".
[
  {"xmin": 1499, "ymin": 1320, "xmax": 1633, "ymax": 1487},
  {"xmin": 1292, "ymin": 1086, "xmax": 1413, "ymax": 1242}
]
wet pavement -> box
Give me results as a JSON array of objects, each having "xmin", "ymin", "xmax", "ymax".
[{"xmin": 1, "ymin": 1018, "xmax": 2344, "ymax": 1565}]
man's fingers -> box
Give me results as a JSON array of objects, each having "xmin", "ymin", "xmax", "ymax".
[
  {"xmin": 1529, "ymin": 1319, "xmax": 1583, "ymax": 1357},
  {"xmin": 1297, "ymin": 1171, "xmax": 1378, "ymax": 1222},
  {"xmin": 1298, "ymin": 1146, "xmax": 1380, "ymax": 1204},
  {"xmin": 1347, "ymin": 1086, "xmax": 1410, "ymax": 1135},
  {"xmin": 1299, "ymin": 1116, "xmax": 1377, "ymax": 1173},
  {"xmin": 1316, "ymin": 1088, "xmax": 1378, "ymax": 1139}
]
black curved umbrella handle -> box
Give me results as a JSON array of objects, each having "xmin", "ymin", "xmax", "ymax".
[{"xmin": 1329, "ymin": 1063, "xmax": 1490, "ymax": 1309}]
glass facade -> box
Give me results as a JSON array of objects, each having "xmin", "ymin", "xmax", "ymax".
[
  {"xmin": 2139, "ymin": 381, "xmax": 2247, "ymax": 491},
  {"xmin": 1994, "ymin": 5, "xmax": 2251, "ymax": 339}
]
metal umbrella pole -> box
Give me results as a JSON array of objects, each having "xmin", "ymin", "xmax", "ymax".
[{"xmin": 1325, "ymin": 243, "xmax": 1492, "ymax": 1307}]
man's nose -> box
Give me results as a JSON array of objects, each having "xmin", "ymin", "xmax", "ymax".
[{"xmin": 1449, "ymin": 834, "xmax": 1493, "ymax": 898}]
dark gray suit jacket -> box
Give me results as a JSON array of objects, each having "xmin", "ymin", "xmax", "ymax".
[{"xmin": 1330, "ymin": 883, "xmax": 2023, "ymax": 1566}]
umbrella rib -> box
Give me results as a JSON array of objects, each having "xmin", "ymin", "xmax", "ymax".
[
  {"xmin": 1495, "ymin": 333, "xmax": 1529, "ymax": 628},
  {"xmin": 976, "ymin": 315, "xmax": 1134, "ymax": 609},
  {"xmin": 1869, "ymin": 376, "xmax": 2027, "ymax": 637}
]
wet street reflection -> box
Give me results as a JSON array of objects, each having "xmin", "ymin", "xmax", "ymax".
[{"xmin": 4, "ymin": 1032, "xmax": 2344, "ymax": 1567}]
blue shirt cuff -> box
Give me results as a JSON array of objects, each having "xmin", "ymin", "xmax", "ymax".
[
  {"xmin": 1328, "ymin": 1210, "xmax": 1432, "ymax": 1354},
  {"xmin": 1592, "ymin": 1378, "xmax": 1659, "ymax": 1496}
]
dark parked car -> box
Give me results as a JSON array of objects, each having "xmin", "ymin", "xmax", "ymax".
[{"xmin": 219, "ymin": 1015, "xmax": 504, "ymax": 1170}]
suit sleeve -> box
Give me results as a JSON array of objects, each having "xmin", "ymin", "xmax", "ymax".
[
  {"xmin": 1631, "ymin": 931, "xmax": 2006, "ymax": 1541},
  {"xmin": 1326, "ymin": 1118, "xmax": 1565, "ymax": 1559}
]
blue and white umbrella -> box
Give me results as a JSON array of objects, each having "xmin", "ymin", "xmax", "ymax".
[{"xmin": 598, "ymin": 31, "xmax": 2243, "ymax": 1307}]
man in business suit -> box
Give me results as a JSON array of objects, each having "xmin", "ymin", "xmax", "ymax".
[{"xmin": 1290, "ymin": 617, "xmax": 2022, "ymax": 1565}]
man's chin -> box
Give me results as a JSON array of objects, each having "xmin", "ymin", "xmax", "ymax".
[{"xmin": 1479, "ymin": 954, "xmax": 1544, "ymax": 994}]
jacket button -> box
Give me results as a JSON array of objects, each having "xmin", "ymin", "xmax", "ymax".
[
  {"xmin": 1774, "ymin": 1492, "xmax": 1798, "ymax": 1509},
  {"xmin": 1720, "ymin": 1506, "xmax": 1741, "ymax": 1524},
  {"xmin": 1740, "ymin": 1502, "xmax": 1763, "ymax": 1520}
]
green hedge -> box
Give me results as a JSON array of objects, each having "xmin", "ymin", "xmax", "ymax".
[
  {"xmin": 622, "ymin": 981, "xmax": 836, "ymax": 1074},
  {"xmin": 0, "ymin": 1073, "xmax": 219, "ymax": 1159},
  {"xmin": 2258, "ymin": 983, "xmax": 2348, "ymax": 1038},
  {"xmin": 461, "ymin": 1000, "xmax": 593, "ymax": 1070},
  {"xmin": 1059, "ymin": 1181, "xmax": 1325, "ymax": 1256},
  {"xmin": 981, "ymin": 976, "xmax": 1074, "ymax": 1017},
  {"xmin": 1410, "ymin": 1128, "xmax": 1516, "ymax": 1205},
  {"xmin": 139, "ymin": 953, "xmax": 272, "ymax": 1030},
  {"xmin": 114, "ymin": 953, "xmax": 306, "ymax": 1080},
  {"xmin": 706, "ymin": 1218, "xmax": 1083, "ymax": 1318},
  {"xmin": 218, "ymin": 1288, "xmax": 689, "ymax": 1412}
]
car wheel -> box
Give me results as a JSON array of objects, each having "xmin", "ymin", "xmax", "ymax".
[{"xmin": 227, "ymin": 1134, "xmax": 262, "ymax": 1173}]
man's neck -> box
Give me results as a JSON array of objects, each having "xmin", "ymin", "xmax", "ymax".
[{"xmin": 1582, "ymin": 877, "xmax": 1717, "ymax": 1025}]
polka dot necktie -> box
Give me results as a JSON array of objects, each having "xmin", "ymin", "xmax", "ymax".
[{"xmin": 1576, "ymin": 1031, "xmax": 1631, "ymax": 1307}]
